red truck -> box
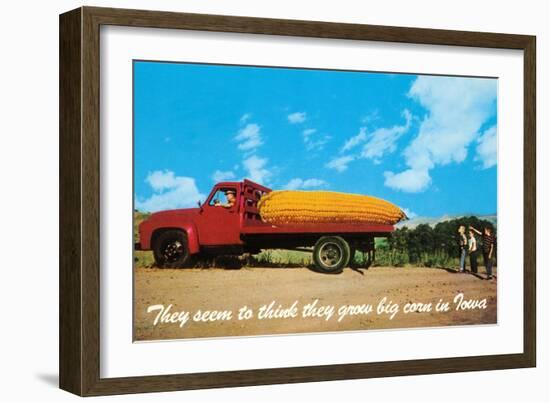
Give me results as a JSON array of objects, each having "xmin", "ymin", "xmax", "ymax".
[{"xmin": 136, "ymin": 179, "xmax": 395, "ymax": 273}]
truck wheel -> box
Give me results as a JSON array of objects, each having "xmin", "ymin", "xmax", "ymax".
[
  {"xmin": 153, "ymin": 230, "xmax": 195, "ymax": 268},
  {"xmin": 313, "ymin": 236, "xmax": 351, "ymax": 274}
]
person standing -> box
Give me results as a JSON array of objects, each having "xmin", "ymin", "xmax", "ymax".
[
  {"xmin": 468, "ymin": 229, "xmax": 478, "ymax": 274},
  {"xmin": 457, "ymin": 225, "xmax": 468, "ymax": 273},
  {"xmin": 471, "ymin": 226, "xmax": 495, "ymax": 280}
]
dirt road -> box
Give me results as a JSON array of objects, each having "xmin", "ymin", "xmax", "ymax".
[{"xmin": 134, "ymin": 266, "xmax": 497, "ymax": 341}]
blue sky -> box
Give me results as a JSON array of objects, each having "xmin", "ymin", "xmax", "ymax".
[{"xmin": 134, "ymin": 61, "xmax": 497, "ymax": 217}]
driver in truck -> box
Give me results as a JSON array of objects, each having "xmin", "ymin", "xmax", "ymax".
[{"xmin": 214, "ymin": 189, "xmax": 236, "ymax": 208}]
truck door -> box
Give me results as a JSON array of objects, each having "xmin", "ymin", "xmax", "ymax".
[{"xmin": 195, "ymin": 186, "xmax": 242, "ymax": 245}]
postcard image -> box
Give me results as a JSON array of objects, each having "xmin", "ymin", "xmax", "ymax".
[{"xmin": 133, "ymin": 61, "xmax": 498, "ymax": 341}]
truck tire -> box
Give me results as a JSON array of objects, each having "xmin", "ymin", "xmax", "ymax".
[
  {"xmin": 153, "ymin": 230, "xmax": 195, "ymax": 268},
  {"xmin": 312, "ymin": 236, "xmax": 351, "ymax": 274}
]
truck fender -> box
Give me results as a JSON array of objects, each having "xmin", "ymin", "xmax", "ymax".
[{"xmin": 180, "ymin": 223, "xmax": 200, "ymax": 255}]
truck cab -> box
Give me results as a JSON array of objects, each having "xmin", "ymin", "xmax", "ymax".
[{"xmin": 137, "ymin": 180, "xmax": 270, "ymax": 267}]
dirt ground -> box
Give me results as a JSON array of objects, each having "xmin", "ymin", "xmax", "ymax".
[{"xmin": 134, "ymin": 265, "xmax": 497, "ymax": 341}]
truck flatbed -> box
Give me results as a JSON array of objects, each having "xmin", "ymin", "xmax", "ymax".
[{"xmin": 240, "ymin": 222, "xmax": 394, "ymax": 235}]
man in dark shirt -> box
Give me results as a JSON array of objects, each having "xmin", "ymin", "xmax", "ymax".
[{"xmin": 471, "ymin": 226, "xmax": 496, "ymax": 280}]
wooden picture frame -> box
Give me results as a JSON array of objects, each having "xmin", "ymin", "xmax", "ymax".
[{"xmin": 59, "ymin": 6, "xmax": 536, "ymax": 396}]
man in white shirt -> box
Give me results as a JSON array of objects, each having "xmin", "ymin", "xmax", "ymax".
[{"xmin": 468, "ymin": 229, "xmax": 478, "ymax": 274}]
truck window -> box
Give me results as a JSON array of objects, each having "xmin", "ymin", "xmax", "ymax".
[{"xmin": 209, "ymin": 188, "xmax": 237, "ymax": 208}]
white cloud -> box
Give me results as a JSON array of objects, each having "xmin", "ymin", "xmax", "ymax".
[
  {"xmin": 235, "ymin": 123, "xmax": 262, "ymax": 151},
  {"xmin": 301, "ymin": 128, "xmax": 330, "ymax": 152},
  {"xmin": 233, "ymin": 118, "xmax": 273, "ymax": 185},
  {"xmin": 385, "ymin": 76, "xmax": 497, "ymax": 192},
  {"xmin": 240, "ymin": 113, "xmax": 251, "ymax": 123},
  {"xmin": 401, "ymin": 207, "xmax": 418, "ymax": 219},
  {"xmin": 284, "ymin": 178, "xmax": 328, "ymax": 190},
  {"xmin": 384, "ymin": 168, "xmax": 431, "ymax": 193},
  {"xmin": 325, "ymin": 155, "xmax": 355, "ymax": 173},
  {"xmin": 136, "ymin": 170, "xmax": 205, "ymax": 212},
  {"xmin": 361, "ymin": 110, "xmax": 412, "ymax": 162},
  {"xmin": 145, "ymin": 170, "xmax": 185, "ymax": 192},
  {"xmin": 288, "ymin": 112, "xmax": 307, "ymax": 124},
  {"xmin": 475, "ymin": 125, "xmax": 497, "ymax": 169},
  {"xmin": 361, "ymin": 110, "xmax": 380, "ymax": 125},
  {"xmin": 307, "ymin": 136, "xmax": 331, "ymax": 152},
  {"xmin": 337, "ymin": 110, "xmax": 411, "ymax": 165},
  {"xmin": 243, "ymin": 155, "xmax": 272, "ymax": 184},
  {"xmin": 212, "ymin": 170, "xmax": 236, "ymax": 182},
  {"xmin": 341, "ymin": 128, "xmax": 367, "ymax": 153}
]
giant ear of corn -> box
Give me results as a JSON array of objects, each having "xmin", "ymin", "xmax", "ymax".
[{"xmin": 257, "ymin": 190, "xmax": 406, "ymax": 225}]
